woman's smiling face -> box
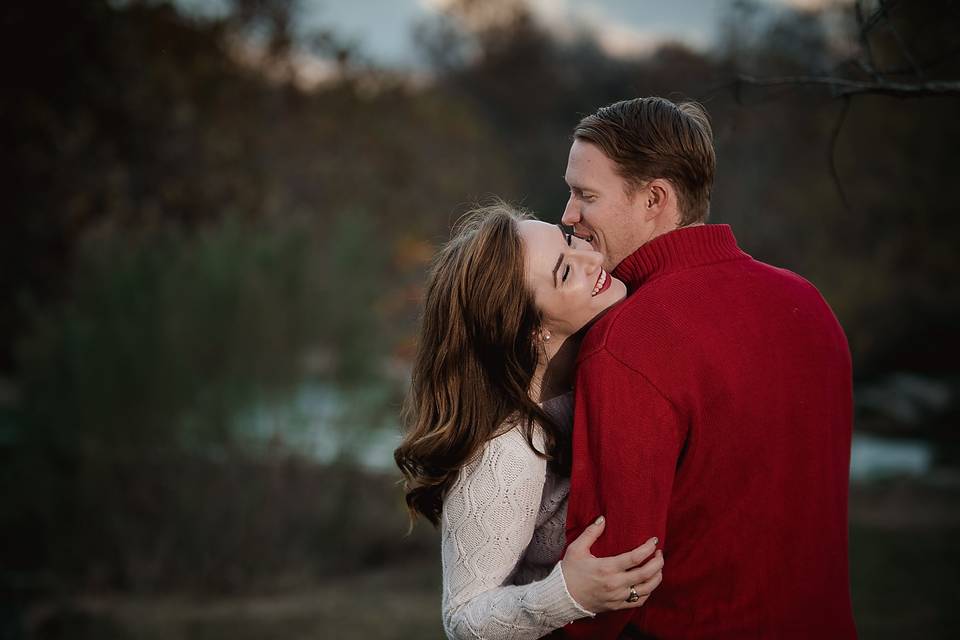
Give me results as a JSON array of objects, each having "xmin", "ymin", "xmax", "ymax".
[{"xmin": 518, "ymin": 220, "xmax": 627, "ymax": 341}]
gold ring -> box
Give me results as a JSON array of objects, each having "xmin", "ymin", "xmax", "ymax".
[{"xmin": 626, "ymin": 585, "xmax": 640, "ymax": 603}]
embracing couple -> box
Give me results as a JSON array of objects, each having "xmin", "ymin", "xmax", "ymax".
[{"xmin": 395, "ymin": 97, "xmax": 857, "ymax": 639}]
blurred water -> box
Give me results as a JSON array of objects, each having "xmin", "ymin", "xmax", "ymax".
[
  {"xmin": 238, "ymin": 382, "xmax": 939, "ymax": 480},
  {"xmin": 856, "ymin": 373, "xmax": 952, "ymax": 425},
  {"xmin": 235, "ymin": 380, "xmax": 401, "ymax": 470},
  {"xmin": 849, "ymin": 432, "xmax": 933, "ymax": 481}
]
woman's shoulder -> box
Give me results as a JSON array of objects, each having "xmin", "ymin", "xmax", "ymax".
[
  {"xmin": 444, "ymin": 420, "xmax": 547, "ymax": 508},
  {"xmin": 452, "ymin": 417, "xmax": 545, "ymax": 483},
  {"xmin": 486, "ymin": 417, "xmax": 546, "ymax": 460}
]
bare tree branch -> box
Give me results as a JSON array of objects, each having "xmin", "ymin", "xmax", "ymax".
[
  {"xmin": 829, "ymin": 96, "xmax": 853, "ymax": 213},
  {"xmin": 877, "ymin": 0, "xmax": 925, "ymax": 77},
  {"xmin": 717, "ymin": 0, "xmax": 960, "ymax": 218},
  {"xmin": 855, "ymin": 0, "xmax": 881, "ymax": 81},
  {"xmin": 732, "ymin": 75, "xmax": 960, "ymax": 97},
  {"xmin": 861, "ymin": 0, "xmax": 903, "ymax": 33}
]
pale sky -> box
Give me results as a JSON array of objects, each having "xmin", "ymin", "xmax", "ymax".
[{"xmin": 179, "ymin": 0, "xmax": 828, "ymax": 68}]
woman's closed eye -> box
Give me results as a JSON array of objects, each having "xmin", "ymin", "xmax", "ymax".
[{"xmin": 555, "ymin": 226, "xmax": 574, "ymax": 285}]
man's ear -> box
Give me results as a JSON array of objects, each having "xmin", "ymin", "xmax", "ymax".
[{"xmin": 643, "ymin": 178, "xmax": 673, "ymax": 221}]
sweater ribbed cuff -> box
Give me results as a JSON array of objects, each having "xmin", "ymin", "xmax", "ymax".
[{"xmin": 528, "ymin": 562, "xmax": 595, "ymax": 624}]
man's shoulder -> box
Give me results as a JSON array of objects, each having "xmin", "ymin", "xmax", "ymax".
[
  {"xmin": 752, "ymin": 259, "xmax": 822, "ymax": 291},
  {"xmin": 579, "ymin": 286, "xmax": 673, "ymax": 365},
  {"xmin": 579, "ymin": 257, "xmax": 834, "ymax": 363},
  {"xmin": 747, "ymin": 259, "xmax": 839, "ymax": 317}
]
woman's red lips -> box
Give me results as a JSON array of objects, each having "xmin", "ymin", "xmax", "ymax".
[{"xmin": 592, "ymin": 268, "xmax": 612, "ymax": 296}]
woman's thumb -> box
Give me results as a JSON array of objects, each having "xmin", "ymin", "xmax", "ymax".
[{"xmin": 570, "ymin": 515, "xmax": 605, "ymax": 554}]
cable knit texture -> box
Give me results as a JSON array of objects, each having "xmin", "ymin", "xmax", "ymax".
[{"xmin": 441, "ymin": 394, "xmax": 593, "ymax": 639}]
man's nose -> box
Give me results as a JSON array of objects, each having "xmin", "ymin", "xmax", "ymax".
[{"xmin": 561, "ymin": 198, "xmax": 579, "ymax": 226}]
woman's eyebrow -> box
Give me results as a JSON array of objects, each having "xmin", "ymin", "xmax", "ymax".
[{"xmin": 551, "ymin": 252, "xmax": 564, "ymax": 286}]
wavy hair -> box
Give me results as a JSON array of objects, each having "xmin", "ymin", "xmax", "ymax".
[{"xmin": 394, "ymin": 202, "xmax": 568, "ymax": 527}]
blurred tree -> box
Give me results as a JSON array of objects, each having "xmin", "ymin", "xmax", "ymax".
[
  {"xmin": 415, "ymin": 0, "xmax": 718, "ymax": 218},
  {"xmin": 0, "ymin": 0, "xmax": 508, "ymax": 593},
  {"xmin": 1, "ymin": 0, "xmax": 957, "ymax": 606},
  {"xmin": 0, "ymin": 0, "xmax": 516, "ymax": 371}
]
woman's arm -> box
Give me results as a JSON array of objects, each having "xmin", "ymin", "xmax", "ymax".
[
  {"xmin": 441, "ymin": 427, "xmax": 592, "ymax": 640},
  {"xmin": 441, "ymin": 425, "xmax": 664, "ymax": 640}
]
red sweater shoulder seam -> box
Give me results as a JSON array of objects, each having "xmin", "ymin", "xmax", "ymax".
[{"xmin": 578, "ymin": 345, "xmax": 680, "ymax": 416}]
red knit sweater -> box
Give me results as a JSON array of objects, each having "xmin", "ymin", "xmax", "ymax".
[{"xmin": 558, "ymin": 225, "xmax": 856, "ymax": 639}]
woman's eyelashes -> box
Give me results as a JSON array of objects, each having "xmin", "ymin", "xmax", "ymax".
[{"xmin": 557, "ymin": 232, "xmax": 572, "ymax": 284}]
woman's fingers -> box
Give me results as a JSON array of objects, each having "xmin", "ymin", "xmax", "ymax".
[
  {"xmin": 600, "ymin": 550, "xmax": 664, "ymax": 611},
  {"xmin": 631, "ymin": 567, "xmax": 663, "ymax": 596},
  {"xmin": 609, "ymin": 536, "xmax": 658, "ymax": 571},
  {"xmin": 616, "ymin": 572, "xmax": 663, "ymax": 610},
  {"xmin": 566, "ymin": 515, "xmax": 606, "ymax": 557},
  {"xmin": 621, "ymin": 550, "xmax": 664, "ymax": 585}
]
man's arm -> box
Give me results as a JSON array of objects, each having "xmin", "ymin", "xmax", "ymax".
[{"xmin": 559, "ymin": 346, "xmax": 683, "ymax": 639}]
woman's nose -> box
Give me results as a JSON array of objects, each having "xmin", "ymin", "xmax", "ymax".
[
  {"xmin": 574, "ymin": 249, "xmax": 603, "ymax": 273},
  {"xmin": 587, "ymin": 251, "xmax": 604, "ymax": 273}
]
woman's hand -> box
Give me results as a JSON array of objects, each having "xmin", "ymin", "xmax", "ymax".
[{"xmin": 560, "ymin": 516, "xmax": 664, "ymax": 614}]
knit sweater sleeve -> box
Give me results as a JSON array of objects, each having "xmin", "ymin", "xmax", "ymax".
[
  {"xmin": 441, "ymin": 427, "xmax": 593, "ymax": 640},
  {"xmin": 559, "ymin": 347, "xmax": 683, "ymax": 640}
]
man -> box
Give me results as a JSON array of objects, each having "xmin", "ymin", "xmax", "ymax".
[{"xmin": 557, "ymin": 97, "xmax": 857, "ymax": 638}]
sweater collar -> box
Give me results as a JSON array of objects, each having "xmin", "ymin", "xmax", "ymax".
[{"xmin": 612, "ymin": 224, "xmax": 750, "ymax": 291}]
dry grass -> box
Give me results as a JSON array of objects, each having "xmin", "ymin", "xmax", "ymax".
[{"xmin": 27, "ymin": 558, "xmax": 444, "ymax": 640}]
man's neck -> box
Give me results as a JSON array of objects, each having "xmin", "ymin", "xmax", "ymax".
[
  {"xmin": 643, "ymin": 220, "xmax": 704, "ymax": 247},
  {"xmin": 612, "ymin": 222, "xmax": 743, "ymax": 292},
  {"xmin": 614, "ymin": 217, "xmax": 702, "ymax": 271}
]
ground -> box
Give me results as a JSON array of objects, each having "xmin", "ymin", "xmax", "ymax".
[{"xmin": 21, "ymin": 477, "xmax": 960, "ymax": 640}]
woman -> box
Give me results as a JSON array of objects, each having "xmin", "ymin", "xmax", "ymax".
[{"xmin": 395, "ymin": 202, "xmax": 664, "ymax": 639}]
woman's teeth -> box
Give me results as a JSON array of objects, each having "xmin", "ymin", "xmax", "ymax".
[{"xmin": 591, "ymin": 269, "xmax": 607, "ymax": 296}]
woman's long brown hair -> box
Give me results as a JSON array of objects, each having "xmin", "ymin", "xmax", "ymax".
[{"xmin": 394, "ymin": 202, "xmax": 569, "ymax": 527}]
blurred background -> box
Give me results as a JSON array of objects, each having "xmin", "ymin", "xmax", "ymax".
[{"xmin": 1, "ymin": 0, "xmax": 958, "ymax": 637}]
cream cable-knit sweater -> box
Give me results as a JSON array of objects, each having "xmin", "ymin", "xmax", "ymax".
[{"xmin": 440, "ymin": 394, "xmax": 594, "ymax": 639}]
